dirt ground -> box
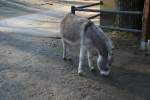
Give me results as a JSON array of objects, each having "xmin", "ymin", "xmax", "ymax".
[{"xmin": 0, "ymin": 0, "xmax": 150, "ymax": 100}]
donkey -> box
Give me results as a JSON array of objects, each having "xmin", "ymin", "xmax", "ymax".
[{"xmin": 60, "ymin": 13, "xmax": 114, "ymax": 76}]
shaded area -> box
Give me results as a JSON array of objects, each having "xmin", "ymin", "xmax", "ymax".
[{"xmin": 0, "ymin": 31, "xmax": 150, "ymax": 100}]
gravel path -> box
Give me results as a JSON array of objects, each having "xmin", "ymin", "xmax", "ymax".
[
  {"xmin": 0, "ymin": 0, "xmax": 150, "ymax": 100},
  {"xmin": 0, "ymin": 31, "xmax": 150, "ymax": 100}
]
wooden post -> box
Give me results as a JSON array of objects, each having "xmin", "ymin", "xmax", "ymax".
[
  {"xmin": 143, "ymin": 0, "xmax": 150, "ymax": 41},
  {"xmin": 141, "ymin": 0, "xmax": 150, "ymax": 50},
  {"xmin": 71, "ymin": 6, "xmax": 76, "ymax": 14}
]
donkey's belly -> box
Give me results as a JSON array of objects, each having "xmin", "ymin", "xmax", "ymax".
[
  {"xmin": 62, "ymin": 26, "xmax": 81, "ymax": 45},
  {"xmin": 63, "ymin": 33, "xmax": 81, "ymax": 45}
]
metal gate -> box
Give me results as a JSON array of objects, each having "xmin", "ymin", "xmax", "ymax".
[{"xmin": 71, "ymin": 0, "xmax": 150, "ymax": 50}]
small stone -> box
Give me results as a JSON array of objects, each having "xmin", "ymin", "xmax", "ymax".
[{"xmin": 8, "ymin": 51, "xmax": 12, "ymax": 54}]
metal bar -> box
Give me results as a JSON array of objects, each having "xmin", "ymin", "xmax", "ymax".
[
  {"xmin": 88, "ymin": 14, "xmax": 100, "ymax": 19},
  {"xmin": 75, "ymin": 7, "xmax": 100, "ymax": 12},
  {"xmin": 75, "ymin": 7, "xmax": 143, "ymax": 15},
  {"xmin": 77, "ymin": 3, "xmax": 100, "ymax": 9},
  {"xmin": 71, "ymin": 6, "xmax": 76, "ymax": 14},
  {"xmin": 99, "ymin": 25, "xmax": 142, "ymax": 33}
]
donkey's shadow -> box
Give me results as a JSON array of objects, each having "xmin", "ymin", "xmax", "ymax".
[
  {"xmin": 83, "ymin": 64, "xmax": 150, "ymax": 100},
  {"xmin": 68, "ymin": 50, "xmax": 150, "ymax": 100}
]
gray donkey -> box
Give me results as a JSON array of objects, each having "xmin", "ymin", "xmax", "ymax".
[{"xmin": 60, "ymin": 13, "xmax": 114, "ymax": 76}]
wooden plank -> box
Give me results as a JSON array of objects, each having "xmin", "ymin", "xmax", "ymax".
[{"xmin": 143, "ymin": 0, "xmax": 150, "ymax": 41}]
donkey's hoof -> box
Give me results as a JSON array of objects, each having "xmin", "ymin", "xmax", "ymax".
[
  {"xmin": 90, "ymin": 67, "xmax": 95, "ymax": 72},
  {"xmin": 63, "ymin": 57, "xmax": 67, "ymax": 60},
  {"xmin": 78, "ymin": 72, "xmax": 83, "ymax": 76},
  {"xmin": 63, "ymin": 57, "xmax": 72, "ymax": 61},
  {"xmin": 100, "ymin": 70, "xmax": 110, "ymax": 77},
  {"xmin": 78, "ymin": 71, "xmax": 83, "ymax": 76}
]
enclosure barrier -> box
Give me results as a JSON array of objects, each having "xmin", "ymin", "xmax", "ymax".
[
  {"xmin": 71, "ymin": 0, "xmax": 150, "ymax": 52},
  {"xmin": 71, "ymin": 2, "xmax": 143, "ymax": 33}
]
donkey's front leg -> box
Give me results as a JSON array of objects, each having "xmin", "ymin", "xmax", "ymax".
[
  {"xmin": 87, "ymin": 47, "xmax": 95, "ymax": 71},
  {"xmin": 78, "ymin": 45, "xmax": 86, "ymax": 75}
]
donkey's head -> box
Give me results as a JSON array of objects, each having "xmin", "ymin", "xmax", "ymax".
[
  {"xmin": 96, "ymin": 28, "xmax": 114, "ymax": 76},
  {"xmin": 97, "ymin": 49, "xmax": 113, "ymax": 76}
]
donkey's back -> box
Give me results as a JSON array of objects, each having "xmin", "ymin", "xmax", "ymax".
[{"xmin": 60, "ymin": 13, "xmax": 91, "ymax": 44}]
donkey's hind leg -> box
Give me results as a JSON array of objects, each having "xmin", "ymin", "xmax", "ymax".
[
  {"xmin": 62, "ymin": 39, "xmax": 71, "ymax": 60},
  {"xmin": 87, "ymin": 47, "xmax": 95, "ymax": 71},
  {"xmin": 62, "ymin": 39, "xmax": 67, "ymax": 60}
]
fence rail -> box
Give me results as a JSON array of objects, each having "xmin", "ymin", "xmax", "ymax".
[
  {"xmin": 100, "ymin": 25, "xmax": 142, "ymax": 33},
  {"xmin": 74, "ymin": 7, "xmax": 143, "ymax": 15},
  {"xmin": 77, "ymin": 2, "xmax": 100, "ymax": 8}
]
